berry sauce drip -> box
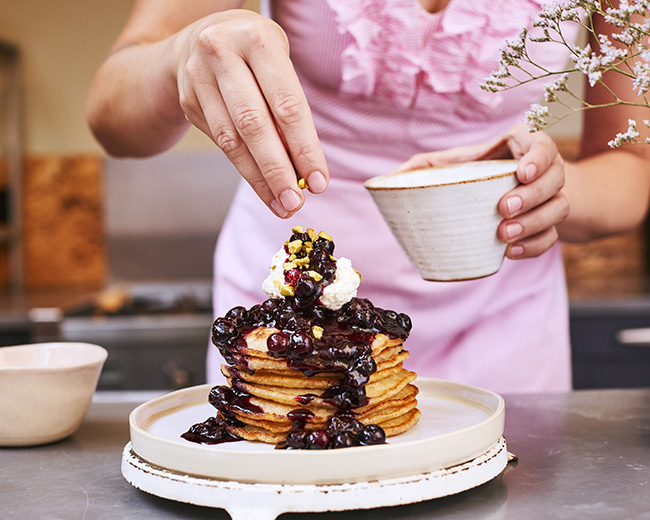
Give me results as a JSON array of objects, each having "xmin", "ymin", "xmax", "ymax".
[
  {"xmin": 181, "ymin": 415, "xmax": 242, "ymax": 444},
  {"xmin": 277, "ymin": 412, "xmax": 387, "ymax": 450},
  {"xmin": 182, "ymin": 228, "xmax": 412, "ymax": 448}
]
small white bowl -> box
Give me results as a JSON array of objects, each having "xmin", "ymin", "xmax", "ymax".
[
  {"xmin": 365, "ymin": 160, "xmax": 519, "ymax": 281},
  {"xmin": 0, "ymin": 342, "xmax": 108, "ymax": 446}
]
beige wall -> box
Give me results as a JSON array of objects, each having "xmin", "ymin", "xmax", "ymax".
[{"xmin": 0, "ymin": 0, "xmax": 259, "ymax": 155}]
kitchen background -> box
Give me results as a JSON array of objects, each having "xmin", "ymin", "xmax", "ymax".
[{"xmin": 0, "ymin": 0, "xmax": 648, "ymax": 391}]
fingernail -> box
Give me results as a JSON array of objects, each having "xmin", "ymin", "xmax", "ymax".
[
  {"xmin": 510, "ymin": 244, "xmax": 525, "ymax": 257},
  {"xmin": 271, "ymin": 200, "xmax": 288, "ymax": 218},
  {"xmin": 524, "ymin": 163, "xmax": 537, "ymax": 182},
  {"xmin": 279, "ymin": 189, "xmax": 302, "ymax": 212},
  {"xmin": 506, "ymin": 222, "xmax": 523, "ymax": 240},
  {"xmin": 506, "ymin": 196, "xmax": 523, "ymax": 215},
  {"xmin": 307, "ymin": 171, "xmax": 328, "ymax": 193}
]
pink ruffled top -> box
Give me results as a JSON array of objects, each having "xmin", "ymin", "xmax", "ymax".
[
  {"xmin": 209, "ymin": 0, "xmax": 579, "ymax": 394},
  {"xmin": 321, "ymin": 0, "xmax": 547, "ymax": 111}
]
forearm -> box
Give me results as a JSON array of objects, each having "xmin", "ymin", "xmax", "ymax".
[
  {"xmin": 86, "ymin": 38, "xmax": 189, "ymax": 157},
  {"xmin": 559, "ymin": 148, "xmax": 650, "ymax": 243}
]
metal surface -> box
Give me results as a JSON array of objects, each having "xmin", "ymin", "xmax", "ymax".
[{"xmin": 2, "ymin": 388, "xmax": 650, "ymax": 519}]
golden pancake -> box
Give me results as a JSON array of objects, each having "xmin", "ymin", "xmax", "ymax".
[
  {"xmin": 233, "ymin": 397, "xmax": 418, "ymax": 435},
  {"xmin": 381, "ymin": 408, "xmax": 422, "ymax": 437},
  {"xmin": 223, "ymin": 363, "xmax": 406, "ymax": 390},
  {"xmin": 228, "ymin": 393, "xmax": 338, "ymax": 422},
  {"xmin": 222, "ymin": 349, "xmax": 410, "ymax": 387},
  {"xmin": 222, "ymin": 365, "xmax": 343, "ymax": 389},
  {"xmin": 228, "ymin": 369, "xmax": 417, "ymax": 409},
  {"xmin": 230, "ymin": 407, "xmax": 422, "ymax": 445},
  {"xmin": 231, "ymin": 384, "xmax": 419, "ymax": 433},
  {"xmin": 230, "ymin": 343, "xmax": 407, "ymax": 375},
  {"xmin": 237, "ymin": 327, "xmax": 403, "ymax": 359},
  {"xmin": 359, "ymin": 398, "xmax": 418, "ymax": 425}
]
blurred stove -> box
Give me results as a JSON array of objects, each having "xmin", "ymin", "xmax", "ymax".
[{"xmin": 29, "ymin": 282, "xmax": 214, "ymax": 390}]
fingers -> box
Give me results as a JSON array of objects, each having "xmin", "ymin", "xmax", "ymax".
[
  {"xmin": 394, "ymin": 138, "xmax": 508, "ymax": 173},
  {"xmin": 498, "ymin": 193, "xmax": 569, "ymax": 259},
  {"xmin": 246, "ymin": 28, "xmax": 329, "ymax": 195},
  {"xmin": 505, "ymin": 126, "xmax": 558, "ymax": 184},
  {"xmin": 179, "ymin": 47, "xmax": 291, "ymax": 216},
  {"xmin": 177, "ymin": 12, "xmax": 328, "ymax": 218},
  {"xmin": 497, "ymin": 130, "xmax": 569, "ymax": 259},
  {"xmin": 498, "ymin": 155, "xmax": 565, "ymax": 220},
  {"xmin": 215, "ymin": 56, "xmax": 306, "ymax": 216}
]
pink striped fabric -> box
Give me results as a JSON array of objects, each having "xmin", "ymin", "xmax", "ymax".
[{"xmin": 208, "ymin": 0, "xmax": 578, "ymax": 394}]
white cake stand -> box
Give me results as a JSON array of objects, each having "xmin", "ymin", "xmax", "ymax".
[{"xmin": 122, "ymin": 436, "xmax": 508, "ymax": 520}]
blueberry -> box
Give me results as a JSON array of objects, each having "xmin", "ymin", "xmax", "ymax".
[
  {"xmin": 285, "ymin": 268, "xmax": 301, "ymax": 284},
  {"xmin": 261, "ymin": 298, "xmax": 279, "ymax": 316},
  {"xmin": 208, "ymin": 386, "xmax": 232, "ymax": 410},
  {"xmin": 212, "ymin": 317, "xmax": 238, "ymax": 343},
  {"xmin": 267, "ymin": 332, "xmax": 289, "ymax": 357},
  {"xmin": 312, "ymin": 305, "xmax": 331, "ymax": 322},
  {"xmin": 286, "ymin": 429, "xmax": 309, "ymax": 449},
  {"xmin": 315, "ymin": 238, "xmax": 335, "ymax": 255},
  {"xmin": 289, "ymin": 330, "xmax": 313, "ymax": 357},
  {"xmin": 331, "ymin": 431, "xmax": 356, "ymax": 449},
  {"xmin": 351, "ymin": 309, "xmax": 375, "ymax": 329},
  {"xmin": 327, "ymin": 414, "xmax": 364, "ymax": 436},
  {"xmin": 357, "ymin": 424, "xmax": 386, "ymax": 445},
  {"xmin": 347, "ymin": 355, "xmax": 376, "ymax": 387},
  {"xmin": 307, "ymin": 429, "xmax": 330, "ymax": 449},
  {"xmin": 225, "ymin": 306, "xmax": 248, "ymax": 326},
  {"xmin": 398, "ymin": 313, "xmax": 412, "ymax": 332},
  {"xmin": 294, "ymin": 276, "xmax": 320, "ymax": 309},
  {"xmin": 284, "ymin": 314, "xmax": 308, "ymax": 331}
]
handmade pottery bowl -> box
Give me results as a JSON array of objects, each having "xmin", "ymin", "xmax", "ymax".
[
  {"xmin": 364, "ymin": 160, "xmax": 519, "ymax": 281},
  {"xmin": 0, "ymin": 342, "xmax": 107, "ymax": 446}
]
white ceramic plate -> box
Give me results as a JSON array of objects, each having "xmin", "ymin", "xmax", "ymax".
[{"xmin": 129, "ymin": 378, "xmax": 505, "ymax": 485}]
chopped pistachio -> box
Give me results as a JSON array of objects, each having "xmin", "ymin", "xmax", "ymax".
[
  {"xmin": 307, "ymin": 270, "xmax": 323, "ymax": 282},
  {"xmin": 312, "ymin": 325, "xmax": 324, "ymax": 339},
  {"xmin": 283, "ymin": 260, "xmax": 297, "ymax": 271},
  {"xmin": 280, "ymin": 285, "xmax": 295, "ymax": 297},
  {"xmin": 298, "ymin": 178, "xmax": 308, "ymax": 190},
  {"xmin": 318, "ymin": 230, "xmax": 333, "ymax": 241},
  {"xmin": 294, "ymin": 257, "xmax": 310, "ymax": 268},
  {"xmin": 307, "ymin": 228, "xmax": 318, "ymax": 242},
  {"xmin": 292, "ymin": 225, "xmax": 304, "ymax": 234},
  {"xmin": 287, "ymin": 239, "xmax": 303, "ymax": 255}
]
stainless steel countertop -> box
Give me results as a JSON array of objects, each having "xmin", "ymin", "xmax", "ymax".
[{"xmin": 2, "ymin": 388, "xmax": 650, "ymax": 519}]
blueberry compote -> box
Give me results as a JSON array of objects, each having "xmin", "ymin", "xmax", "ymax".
[
  {"xmin": 278, "ymin": 412, "xmax": 387, "ymax": 450},
  {"xmin": 182, "ymin": 228, "xmax": 412, "ymax": 449}
]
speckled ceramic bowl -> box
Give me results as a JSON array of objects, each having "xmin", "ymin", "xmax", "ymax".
[
  {"xmin": 365, "ymin": 160, "xmax": 519, "ymax": 281},
  {"xmin": 0, "ymin": 342, "xmax": 107, "ymax": 446}
]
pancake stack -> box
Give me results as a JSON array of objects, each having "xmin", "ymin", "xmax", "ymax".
[{"xmin": 182, "ymin": 227, "xmax": 420, "ymax": 449}]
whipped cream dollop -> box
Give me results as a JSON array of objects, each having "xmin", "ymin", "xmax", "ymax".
[
  {"xmin": 319, "ymin": 257, "xmax": 360, "ymax": 310},
  {"xmin": 262, "ymin": 228, "xmax": 361, "ymax": 311},
  {"xmin": 262, "ymin": 248, "xmax": 291, "ymax": 300}
]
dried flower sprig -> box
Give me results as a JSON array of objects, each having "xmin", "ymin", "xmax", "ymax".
[{"xmin": 481, "ymin": 0, "xmax": 650, "ymax": 147}]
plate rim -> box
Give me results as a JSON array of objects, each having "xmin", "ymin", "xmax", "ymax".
[{"xmin": 129, "ymin": 377, "xmax": 505, "ymax": 484}]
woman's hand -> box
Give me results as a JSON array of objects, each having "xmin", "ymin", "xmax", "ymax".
[
  {"xmin": 394, "ymin": 125, "xmax": 569, "ymax": 260},
  {"xmin": 171, "ymin": 10, "xmax": 329, "ymax": 218}
]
